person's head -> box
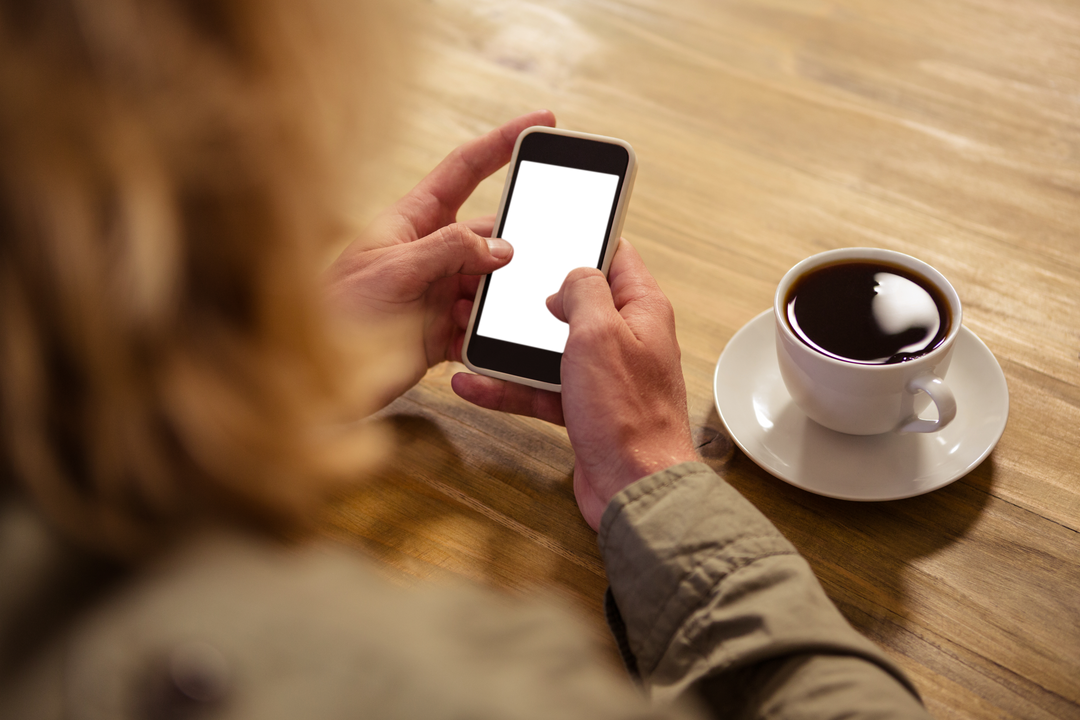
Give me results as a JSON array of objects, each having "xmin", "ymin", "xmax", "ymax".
[{"xmin": 0, "ymin": 0, "xmax": 391, "ymax": 557}]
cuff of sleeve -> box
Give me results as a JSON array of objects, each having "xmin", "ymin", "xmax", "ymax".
[
  {"xmin": 599, "ymin": 462, "xmax": 797, "ymax": 680},
  {"xmin": 603, "ymin": 587, "xmax": 641, "ymax": 683},
  {"xmin": 598, "ymin": 462, "xmax": 920, "ymax": 703}
]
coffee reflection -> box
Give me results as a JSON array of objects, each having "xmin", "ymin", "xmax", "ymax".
[{"xmin": 784, "ymin": 260, "xmax": 951, "ymax": 365}]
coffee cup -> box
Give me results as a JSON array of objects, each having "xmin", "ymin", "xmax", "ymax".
[{"xmin": 774, "ymin": 248, "xmax": 962, "ymax": 435}]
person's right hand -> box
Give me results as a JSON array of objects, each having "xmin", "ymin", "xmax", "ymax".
[
  {"xmin": 452, "ymin": 239, "xmax": 698, "ymax": 530},
  {"xmin": 323, "ymin": 110, "xmax": 556, "ymax": 409}
]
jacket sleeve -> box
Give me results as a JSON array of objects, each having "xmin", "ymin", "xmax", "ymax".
[{"xmin": 599, "ymin": 462, "xmax": 932, "ymax": 719}]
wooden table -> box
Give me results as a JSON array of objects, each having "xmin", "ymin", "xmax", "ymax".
[{"xmin": 320, "ymin": 1, "xmax": 1080, "ymax": 718}]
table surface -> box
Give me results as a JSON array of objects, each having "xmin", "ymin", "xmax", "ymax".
[{"xmin": 319, "ymin": 1, "xmax": 1080, "ymax": 718}]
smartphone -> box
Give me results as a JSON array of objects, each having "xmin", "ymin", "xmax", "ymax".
[{"xmin": 461, "ymin": 126, "xmax": 636, "ymax": 392}]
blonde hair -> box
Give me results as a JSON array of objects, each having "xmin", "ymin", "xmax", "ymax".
[{"xmin": 0, "ymin": 0, "xmax": 390, "ymax": 557}]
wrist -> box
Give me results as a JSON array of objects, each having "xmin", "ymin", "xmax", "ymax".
[
  {"xmin": 576, "ymin": 443, "xmax": 699, "ymax": 532},
  {"xmin": 610, "ymin": 443, "xmax": 700, "ymax": 502},
  {"xmin": 596, "ymin": 428, "xmax": 699, "ymax": 505},
  {"xmin": 570, "ymin": 404, "xmax": 699, "ymax": 531}
]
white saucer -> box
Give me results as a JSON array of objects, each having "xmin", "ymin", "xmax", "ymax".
[{"xmin": 713, "ymin": 311, "xmax": 1009, "ymax": 501}]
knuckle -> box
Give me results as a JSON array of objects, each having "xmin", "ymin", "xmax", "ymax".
[
  {"xmin": 573, "ymin": 313, "xmax": 621, "ymax": 348},
  {"xmin": 663, "ymin": 298, "xmax": 677, "ymax": 326},
  {"xmin": 565, "ymin": 267, "xmax": 605, "ymax": 287},
  {"xmin": 434, "ymin": 222, "xmax": 475, "ymax": 253},
  {"xmin": 583, "ymin": 267, "xmax": 607, "ymax": 281},
  {"xmin": 647, "ymin": 291, "xmax": 677, "ymax": 327}
]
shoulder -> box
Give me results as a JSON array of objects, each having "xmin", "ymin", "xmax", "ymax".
[{"xmin": 3, "ymin": 530, "xmax": 694, "ymax": 720}]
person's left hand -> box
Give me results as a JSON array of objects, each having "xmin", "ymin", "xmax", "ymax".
[{"xmin": 324, "ymin": 110, "xmax": 556, "ymax": 406}]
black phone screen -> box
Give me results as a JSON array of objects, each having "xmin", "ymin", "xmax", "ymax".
[
  {"xmin": 466, "ymin": 131, "xmax": 631, "ymax": 386},
  {"xmin": 477, "ymin": 160, "xmax": 620, "ymax": 351}
]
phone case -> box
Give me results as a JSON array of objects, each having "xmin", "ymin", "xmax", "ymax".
[{"xmin": 461, "ymin": 126, "xmax": 637, "ymax": 392}]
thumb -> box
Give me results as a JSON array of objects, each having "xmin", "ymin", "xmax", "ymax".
[
  {"xmin": 546, "ymin": 267, "xmax": 617, "ymax": 326},
  {"xmin": 405, "ymin": 223, "xmax": 513, "ymax": 285}
]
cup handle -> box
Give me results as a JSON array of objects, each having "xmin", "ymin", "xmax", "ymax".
[{"xmin": 899, "ymin": 374, "xmax": 957, "ymax": 433}]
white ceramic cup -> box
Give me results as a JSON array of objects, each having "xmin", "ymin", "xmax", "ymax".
[{"xmin": 774, "ymin": 248, "xmax": 962, "ymax": 435}]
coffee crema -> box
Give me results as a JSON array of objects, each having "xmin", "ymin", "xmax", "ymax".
[{"xmin": 784, "ymin": 260, "xmax": 951, "ymax": 365}]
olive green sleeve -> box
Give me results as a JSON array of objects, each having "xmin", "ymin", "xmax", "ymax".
[{"xmin": 599, "ymin": 462, "xmax": 931, "ymax": 719}]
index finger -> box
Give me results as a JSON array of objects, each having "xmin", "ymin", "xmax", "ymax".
[
  {"xmin": 606, "ymin": 239, "xmax": 660, "ymax": 311},
  {"xmin": 399, "ymin": 110, "xmax": 556, "ymax": 238},
  {"xmin": 605, "ymin": 239, "xmax": 678, "ymax": 341},
  {"xmin": 546, "ymin": 267, "xmax": 619, "ymax": 328}
]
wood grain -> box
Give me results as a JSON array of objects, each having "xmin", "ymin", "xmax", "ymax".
[{"xmin": 322, "ymin": 1, "xmax": 1080, "ymax": 716}]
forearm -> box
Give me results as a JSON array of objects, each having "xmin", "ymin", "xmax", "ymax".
[{"xmin": 599, "ymin": 462, "xmax": 929, "ymax": 719}]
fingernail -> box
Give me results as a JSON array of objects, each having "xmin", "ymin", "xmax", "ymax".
[{"xmin": 486, "ymin": 237, "xmax": 512, "ymax": 259}]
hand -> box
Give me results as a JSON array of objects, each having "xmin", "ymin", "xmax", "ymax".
[
  {"xmin": 452, "ymin": 240, "xmax": 698, "ymax": 530},
  {"xmin": 324, "ymin": 110, "xmax": 557, "ymax": 406}
]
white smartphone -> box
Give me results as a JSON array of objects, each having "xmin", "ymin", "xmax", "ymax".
[{"xmin": 461, "ymin": 126, "xmax": 636, "ymax": 391}]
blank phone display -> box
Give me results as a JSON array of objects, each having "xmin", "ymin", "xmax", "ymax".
[{"xmin": 475, "ymin": 160, "xmax": 620, "ymax": 353}]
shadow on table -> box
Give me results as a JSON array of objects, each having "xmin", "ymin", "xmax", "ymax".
[
  {"xmin": 320, "ymin": 409, "xmax": 607, "ymax": 600},
  {"xmin": 694, "ymin": 404, "xmax": 995, "ymax": 645},
  {"xmin": 320, "ymin": 407, "xmax": 621, "ymax": 663},
  {"xmin": 329, "ymin": 393, "xmax": 995, "ymax": 655}
]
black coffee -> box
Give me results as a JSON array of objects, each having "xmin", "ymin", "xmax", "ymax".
[{"xmin": 784, "ymin": 260, "xmax": 951, "ymax": 365}]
